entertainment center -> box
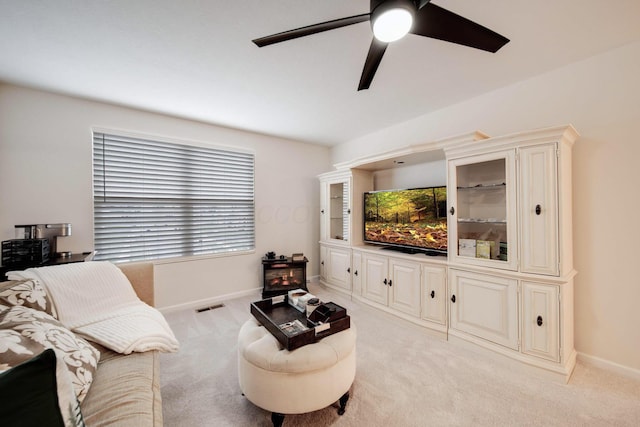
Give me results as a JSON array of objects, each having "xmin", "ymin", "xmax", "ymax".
[{"xmin": 318, "ymin": 125, "xmax": 578, "ymax": 382}]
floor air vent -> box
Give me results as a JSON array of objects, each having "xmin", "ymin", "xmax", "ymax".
[{"xmin": 196, "ymin": 303, "xmax": 225, "ymax": 313}]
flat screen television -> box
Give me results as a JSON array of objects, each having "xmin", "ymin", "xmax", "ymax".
[{"xmin": 363, "ymin": 186, "xmax": 447, "ymax": 255}]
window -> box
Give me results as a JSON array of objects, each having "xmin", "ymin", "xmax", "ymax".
[{"xmin": 92, "ymin": 131, "xmax": 255, "ymax": 263}]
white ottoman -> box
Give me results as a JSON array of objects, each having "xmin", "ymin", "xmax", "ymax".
[{"xmin": 238, "ymin": 317, "xmax": 356, "ymax": 426}]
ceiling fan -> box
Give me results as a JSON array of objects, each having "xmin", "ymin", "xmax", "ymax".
[{"xmin": 252, "ymin": 0, "xmax": 509, "ymax": 91}]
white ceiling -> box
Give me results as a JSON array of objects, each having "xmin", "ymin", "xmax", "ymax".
[{"xmin": 1, "ymin": 0, "xmax": 639, "ymax": 146}]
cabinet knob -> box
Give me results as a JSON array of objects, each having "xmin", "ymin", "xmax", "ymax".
[
  {"xmin": 347, "ymin": 209, "xmax": 351, "ymax": 214},
  {"xmin": 451, "ymin": 295, "xmax": 456, "ymax": 303},
  {"xmin": 321, "ymin": 261, "xmax": 324, "ymax": 266},
  {"xmin": 383, "ymin": 278, "xmax": 388, "ymax": 285},
  {"xmin": 430, "ymin": 290, "xmax": 435, "ymax": 298},
  {"xmin": 388, "ymin": 279, "xmax": 392, "ymax": 287},
  {"xmin": 537, "ymin": 315, "xmax": 543, "ymax": 326},
  {"xmin": 321, "ymin": 209, "xmax": 325, "ymax": 214},
  {"xmin": 535, "ymin": 204, "xmax": 542, "ymax": 215},
  {"xmin": 354, "ymin": 270, "xmax": 358, "ymax": 276},
  {"xmin": 449, "ymin": 206, "xmax": 455, "ymax": 215},
  {"xmin": 347, "ymin": 267, "xmax": 351, "ymax": 273}
]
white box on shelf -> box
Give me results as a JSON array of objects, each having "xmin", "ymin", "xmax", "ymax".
[
  {"xmin": 459, "ymin": 239, "xmax": 476, "ymax": 257},
  {"xmin": 476, "ymin": 240, "xmax": 495, "ymax": 259}
]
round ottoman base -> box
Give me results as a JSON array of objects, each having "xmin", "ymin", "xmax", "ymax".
[{"xmin": 238, "ymin": 318, "xmax": 356, "ymax": 425}]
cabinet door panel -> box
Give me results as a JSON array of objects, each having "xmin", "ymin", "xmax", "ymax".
[
  {"xmin": 448, "ymin": 150, "xmax": 518, "ymax": 271},
  {"xmin": 351, "ymin": 251, "xmax": 362, "ymax": 295},
  {"xmin": 422, "ymin": 265, "xmax": 447, "ymax": 325},
  {"xmin": 319, "ymin": 172, "xmax": 355, "ymax": 244},
  {"xmin": 319, "ymin": 245, "xmax": 327, "ymax": 281},
  {"xmin": 362, "ymin": 254, "xmax": 388, "ymax": 305},
  {"xmin": 327, "ymin": 248, "xmax": 351, "ymax": 291},
  {"xmin": 522, "ymin": 282, "xmax": 559, "ymax": 361},
  {"xmin": 450, "ymin": 270, "xmax": 518, "ymax": 350},
  {"xmin": 389, "ymin": 259, "xmax": 421, "ymax": 317},
  {"xmin": 329, "ymin": 181, "xmax": 349, "ymax": 242},
  {"xmin": 520, "ymin": 144, "xmax": 559, "ymax": 276},
  {"xmin": 320, "ymin": 182, "xmax": 328, "ymax": 241}
]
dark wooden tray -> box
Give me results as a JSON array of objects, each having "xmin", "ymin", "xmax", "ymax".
[{"xmin": 250, "ymin": 297, "xmax": 350, "ymax": 351}]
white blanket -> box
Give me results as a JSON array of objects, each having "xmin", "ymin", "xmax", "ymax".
[{"xmin": 9, "ymin": 261, "xmax": 179, "ymax": 354}]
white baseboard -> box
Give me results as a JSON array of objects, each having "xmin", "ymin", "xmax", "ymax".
[
  {"xmin": 160, "ymin": 277, "xmax": 320, "ymax": 314},
  {"xmin": 159, "ymin": 287, "xmax": 261, "ymax": 314},
  {"xmin": 577, "ymin": 352, "xmax": 640, "ymax": 381}
]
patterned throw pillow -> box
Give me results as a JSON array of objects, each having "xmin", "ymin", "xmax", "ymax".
[
  {"xmin": 0, "ymin": 279, "xmax": 57, "ymax": 318},
  {"xmin": 0, "ymin": 305, "xmax": 99, "ymax": 403}
]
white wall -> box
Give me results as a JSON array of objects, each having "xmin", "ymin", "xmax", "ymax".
[
  {"xmin": 373, "ymin": 159, "xmax": 447, "ymax": 191},
  {"xmin": 0, "ymin": 84, "xmax": 330, "ymax": 310},
  {"xmin": 331, "ymin": 40, "xmax": 640, "ymax": 373}
]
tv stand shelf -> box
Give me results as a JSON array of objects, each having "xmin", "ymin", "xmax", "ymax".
[{"xmin": 379, "ymin": 245, "xmax": 445, "ymax": 257}]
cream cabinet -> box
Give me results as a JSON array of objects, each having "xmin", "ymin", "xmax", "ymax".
[
  {"xmin": 319, "ymin": 244, "xmax": 352, "ymax": 295},
  {"xmin": 360, "ymin": 252, "xmax": 389, "ymax": 305},
  {"xmin": 421, "ymin": 265, "xmax": 447, "ymax": 325},
  {"xmin": 357, "ymin": 249, "xmax": 444, "ymax": 325},
  {"xmin": 447, "ymin": 137, "xmax": 574, "ymax": 278},
  {"xmin": 360, "ymin": 252, "xmax": 422, "ymax": 317},
  {"xmin": 388, "ymin": 258, "xmax": 422, "ymax": 317},
  {"xmin": 519, "ymin": 143, "xmax": 560, "ymax": 276},
  {"xmin": 449, "ymin": 269, "xmax": 519, "ymax": 350},
  {"xmin": 521, "ymin": 281, "xmax": 560, "ymax": 362},
  {"xmin": 443, "ymin": 127, "xmax": 576, "ymax": 381},
  {"xmin": 318, "ymin": 169, "xmax": 371, "ymax": 296},
  {"xmin": 447, "ymin": 150, "xmax": 518, "ymax": 271},
  {"xmin": 319, "ymin": 125, "xmax": 577, "ymax": 382},
  {"xmin": 318, "ymin": 169, "xmax": 372, "ymax": 245}
]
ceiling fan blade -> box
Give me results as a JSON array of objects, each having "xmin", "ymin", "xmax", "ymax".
[
  {"xmin": 358, "ymin": 38, "xmax": 388, "ymax": 91},
  {"xmin": 410, "ymin": 3, "xmax": 509, "ymax": 53},
  {"xmin": 253, "ymin": 13, "xmax": 370, "ymax": 47},
  {"xmin": 416, "ymin": 0, "xmax": 432, "ymax": 9}
]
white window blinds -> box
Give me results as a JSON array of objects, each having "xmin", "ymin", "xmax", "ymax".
[{"xmin": 92, "ymin": 132, "xmax": 255, "ymax": 263}]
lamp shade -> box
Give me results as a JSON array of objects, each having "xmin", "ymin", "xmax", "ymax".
[{"xmin": 371, "ymin": 0, "xmax": 415, "ymax": 43}]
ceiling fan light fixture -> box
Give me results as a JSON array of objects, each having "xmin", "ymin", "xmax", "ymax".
[
  {"xmin": 371, "ymin": 0, "xmax": 415, "ymax": 43},
  {"xmin": 253, "ymin": 0, "xmax": 510, "ymax": 91}
]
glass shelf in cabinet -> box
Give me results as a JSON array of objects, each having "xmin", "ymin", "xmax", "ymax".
[
  {"xmin": 456, "ymin": 183, "xmax": 506, "ymax": 190},
  {"xmin": 457, "ymin": 218, "xmax": 507, "ymax": 224}
]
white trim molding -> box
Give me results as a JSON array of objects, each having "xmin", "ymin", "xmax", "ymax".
[{"xmin": 577, "ymin": 352, "xmax": 640, "ymax": 381}]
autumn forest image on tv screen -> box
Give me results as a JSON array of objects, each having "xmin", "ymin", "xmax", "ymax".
[{"xmin": 364, "ymin": 187, "xmax": 447, "ymax": 253}]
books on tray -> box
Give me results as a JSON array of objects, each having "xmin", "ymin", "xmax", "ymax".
[
  {"xmin": 279, "ymin": 319, "xmax": 309, "ymax": 335},
  {"xmin": 287, "ymin": 288, "xmax": 317, "ymax": 313}
]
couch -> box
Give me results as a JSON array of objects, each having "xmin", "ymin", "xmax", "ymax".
[{"xmin": 0, "ymin": 261, "xmax": 174, "ymax": 426}]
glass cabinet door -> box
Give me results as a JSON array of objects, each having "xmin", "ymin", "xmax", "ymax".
[
  {"xmin": 327, "ymin": 180, "xmax": 350, "ymax": 242},
  {"xmin": 448, "ymin": 150, "xmax": 517, "ymax": 270}
]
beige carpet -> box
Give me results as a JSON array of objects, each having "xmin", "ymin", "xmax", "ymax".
[{"xmin": 160, "ymin": 282, "xmax": 640, "ymax": 426}]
